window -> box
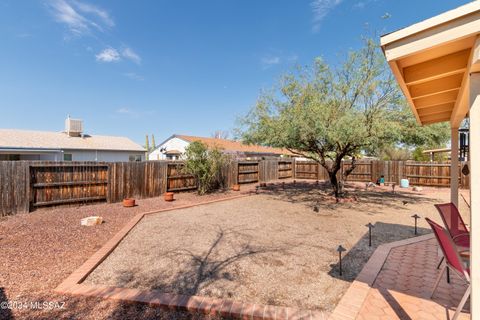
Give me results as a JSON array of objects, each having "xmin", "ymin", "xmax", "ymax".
[
  {"xmin": 129, "ymin": 155, "xmax": 142, "ymax": 162},
  {"xmin": 63, "ymin": 154, "xmax": 72, "ymax": 161}
]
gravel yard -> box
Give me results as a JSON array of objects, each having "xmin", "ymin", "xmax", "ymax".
[
  {"xmin": 0, "ymin": 187, "xmax": 254, "ymax": 320},
  {"xmin": 84, "ymin": 182, "xmax": 470, "ymax": 313}
]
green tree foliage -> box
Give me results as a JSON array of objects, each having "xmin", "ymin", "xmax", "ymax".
[
  {"xmin": 239, "ymin": 39, "xmax": 402, "ymax": 198},
  {"xmin": 412, "ymin": 147, "xmax": 430, "ymax": 161},
  {"xmin": 387, "ymin": 103, "xmax": 450, "ymax": 150},
  {"xmin": 183, "ymin": 141, "xmax": 226, "ymax": 195},
  {"xmin": 379, "ymin": 146, "xmax": 411, "ymax": 161}
]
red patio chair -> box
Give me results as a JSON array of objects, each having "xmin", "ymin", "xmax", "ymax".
[
  {"xmin": 435, "ymin": 203, "xmax": 470, "ymax": 270},
  {"xmin": 426, "ymin": 218, "xmax": 470, "ymax": 320},
  {"xmin": 435, "ymin": 203, "xmax": 470, "ymax": 248}
]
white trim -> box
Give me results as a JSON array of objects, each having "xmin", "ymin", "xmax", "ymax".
[
  {"xmin": 451, "ymin": 126, "xmax": 459, "ymax": 207},
  {"xmin": 381, "ymin": 1, "xmax": 480, "ymax": 46},
  {"xmin": 470, "ymin": 72, "xmax": 480, "ymax": 319}
]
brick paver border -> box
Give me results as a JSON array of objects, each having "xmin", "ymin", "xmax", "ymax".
[
  {"xmin": 55, "ymin": 191, "xmax": 329, "ymax": 320},
  {"xmin": 329, "ymin": 233, "xmax": 435, "ymax": 320}
]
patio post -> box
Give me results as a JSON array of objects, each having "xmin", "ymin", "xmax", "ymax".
[
  {"xmin": 469, "ymin": 69, "xmax": 480, "ymax": 317},
  {"xmin": 451, "ymin": 126, "xmax": 459, "ymax": 207}
]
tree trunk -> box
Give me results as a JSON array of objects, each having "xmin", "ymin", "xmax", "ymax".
[
  {"xmin": 343, "ymin": 156, "xmax": 357, "ymax": 181},
  {"xmin": 319, "ymin": 157, "xmax": 344, "ymax": 199},
  {"xmin": 329, "ymin": 171, "xmax": 340, "ymax": 199}
]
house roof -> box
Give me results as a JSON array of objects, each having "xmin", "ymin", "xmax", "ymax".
[
  {"xmin": 0, "ymin": 129, "xmax": 145, "ymax": 152},
  {"xmin": 380, "ymin": 1, "xmax": 480, "ymax": 127},
  {"xmin": 174, "ymin": 134, "xmax": 293, "ymax": 156}
]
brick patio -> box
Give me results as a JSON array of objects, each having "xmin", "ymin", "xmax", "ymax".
[{"xmin": 331, "ymin": 235, "xmax": 470, "ymax": 320}]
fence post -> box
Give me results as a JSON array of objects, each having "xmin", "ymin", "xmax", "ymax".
[{"xmin": 292, "ymin": 158, "xmax": 296, "ymax": 179}]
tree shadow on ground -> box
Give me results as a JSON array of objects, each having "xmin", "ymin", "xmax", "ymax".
[
  {"xmin": 0, "ymin": 288, "xmax": 13, "ymax": 320},
  {"xmin": 114, "ymin": 226, "xmax": 290, "ymax": 298},
  {"xmin": 327, "ymin": 222, "xmax": 430, "ymax": 282},
  {"xmin": 259, "ymin": 180, "xmax": 436, "ymax": 214}
]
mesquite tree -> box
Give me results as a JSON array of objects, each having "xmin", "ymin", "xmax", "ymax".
[{"xmin": 239, "ymin": 39, "xmax": 402, "ymax": 198}]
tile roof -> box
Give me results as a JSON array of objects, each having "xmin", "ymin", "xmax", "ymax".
[
  {"xmin": 175, "ymin": 134, "xmax": 293, "ymax": 155},
  {"xmin": 0, "ymin": 129, "xmax": 145, "ymax": 152}
]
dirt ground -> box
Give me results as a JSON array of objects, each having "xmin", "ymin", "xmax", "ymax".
[
  {"xmin": 0, "ymin": 187, "xmax": 254, "ymax": 320},
  {"xmin": 84, "ymin": 181, "xmax": 471, "ymax": 314}
]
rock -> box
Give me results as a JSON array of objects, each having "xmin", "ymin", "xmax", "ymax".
[
  {"xmin": 412, "ymin": 186, "xmax": 423, "ymax": 192},
  {"xmin": 367, "ymin": 182, "xmax": 376, "ymax": 188},
  {"xmin": 81, "ymin": 216, "xmax": 103, "ymax": 226}
]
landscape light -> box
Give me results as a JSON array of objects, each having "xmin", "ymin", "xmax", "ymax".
[
  {"xmin": 337, "ymin": 245, "xmax": 347, "ymax": 276},
  {"xmin": 411, "ymin": 214, "xmax": 420, "ymax": 235},
  {"xmin": 365, "ymin": 223, "xmax": 374, "ymax": 247}
]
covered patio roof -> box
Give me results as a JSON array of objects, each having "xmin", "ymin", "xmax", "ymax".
[
  {"xmin": 380, "ymin": 2, "xmax": 480, "ymax": 319},
  {"xmin": 380, "ymin": 1, "xmax": 480, "ymax": 127}
]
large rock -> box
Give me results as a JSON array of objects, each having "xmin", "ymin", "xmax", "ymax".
[
  {"xmin": 81, "ymin": 216, "xmax": 103, "ymax": 226},
  {"xmin": 412, "ymin": 186, "xmax": 423, "ymax": 192}
]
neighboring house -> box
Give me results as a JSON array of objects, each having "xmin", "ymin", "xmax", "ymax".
[
  {"xmin": 0, "ymin": 117, "xmax": 145, "ymax": 162},
  {"xmin": 149, "ymin": 134, "xmax": 293, "ymax": 160}
]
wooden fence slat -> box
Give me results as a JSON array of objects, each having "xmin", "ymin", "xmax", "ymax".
[{"xmin": 0, "ymin": 159, "xmax": 472, "ymax": 216}]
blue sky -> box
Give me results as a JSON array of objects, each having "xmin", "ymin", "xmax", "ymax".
[{"xmin": 0, "ymin": 0, "xmax": 471, "ymax": 146}]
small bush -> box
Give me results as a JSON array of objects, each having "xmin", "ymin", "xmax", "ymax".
[{"xmin": 183, "ymin": 141, "xmax": 226, "ymax": 195}]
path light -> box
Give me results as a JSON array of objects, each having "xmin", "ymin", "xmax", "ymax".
[
  {"xmin": 316, "ymin": 180, "xmax": 319, "ymax": 186},
  {"xmin": 366, "ymin": 223, "xmax": 374, "ymax": 247},
  {"xmin": 282, "ymin": 182, "xmax": 285, "ymax": 189},
  {"xmin": 411, "ymin": 214, "xmax": 420, "ymax": 235},
  {"xmin": 255, "ymin": 186, "xmax": 259, "ymax": 194},
  {"xmin": 337, "ymin": 245, "xmax": 347, "ymax": 276},
  {"xmin": 293, "ymin": 179, "xmax": 296, "ymax": 185},
  {"xmin": 392, "ymin": 183, "xmax": 396, "ymax": 194}
]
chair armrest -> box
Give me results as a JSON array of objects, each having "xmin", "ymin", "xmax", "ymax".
[{"xmin": 453, "ymin": 232, "xmax": 470, "ymax": 241}]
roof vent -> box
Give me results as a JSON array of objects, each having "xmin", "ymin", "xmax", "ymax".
[{"xmin": 65, "ymin": 116, "xmax": 83, "ymax": 137}]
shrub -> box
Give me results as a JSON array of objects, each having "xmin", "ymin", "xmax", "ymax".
[{"xmin": 183, "ymin": 141, "xmax": 226, "ymax": 195}]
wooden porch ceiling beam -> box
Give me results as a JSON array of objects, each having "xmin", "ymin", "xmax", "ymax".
[
  {"xmin": 409, "ymin": 73, "xmax": 463, "ymax": 99},
  {"xmin": 472, "ymin": 36, "xmax": 480, "ymax": 73},
  {"xmin": 422, "ymin": 117, "xmax": 452, "ymax": 125},
  {"xmin": 403, "ymin": 49, "xmax": 469, "ymax": 86},
  {"xmin": 451, "ymin": 36, "xmax": 479, "ymax": 127},
  {"xmin": 420, "ymin": 110, "xmax": 452, "ymax": 123},
  {"xmin": 414, "ymin": 90, "xmax": 459, "ymax": 109},
  {"xmin": 416, "ymin": 102, "xmax": 455, "ymax": 117}
]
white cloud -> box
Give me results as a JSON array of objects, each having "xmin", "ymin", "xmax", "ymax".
[
  {"xmin": 47, "ymin": 1, "xmax": 143, "ymax": 67},
  {"xmin": 354, "ymin": 2, "xmax": 366, "ymax": 9},
  {"xmin": 47, "ymin": 0, "xmax": 113, "ymax": 36},
  {"xmin": 353, "ymin": 0, "xmax": 380, "ymax": 9},
  {"xmin": 123, "ymin": 72, "xmax": 144, "ymax": 81},
  {"xmin": 122, "ymin": 47, "xmax": 141, "ymax": 64},
  {"xmin": 288, "ymin": 54, "xmax": 299, "ymax": 62},
  {"xmin": 261, "ymin": 56, "xmax": 281, "ymax": 69},
  {"xmin": 114, "ymin": 107, "xmax": 155, "ymax": 119},
  {"xmin": 310, "ymin": 0, "xmax": 343, "ymax": 32},
  {"xmin": 96, "ymin": 48, "xmax": 120, "ymax": 62},
  {"xmin": 116, "ymin": 107, "xmax": 132, "ymax": 114},
  {"xmin": 71, "ymin": 0, "xmax": 114, "ymax": 28}
]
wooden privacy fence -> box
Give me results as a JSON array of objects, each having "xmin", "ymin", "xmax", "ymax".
[
  {"xmin": 237, "ymin": 161, "xmax": 260, "ymax": 184},
  {"xmin": 294, "ymin": 160, "xmax": 470, "ymax": 188},
  {"xmin": 30, "ymin": 163, "xmax": 109, "ymax": 208},
  {"xmin": 0, "ymin": 159, "xmax": 470, "ymax": 216}
]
